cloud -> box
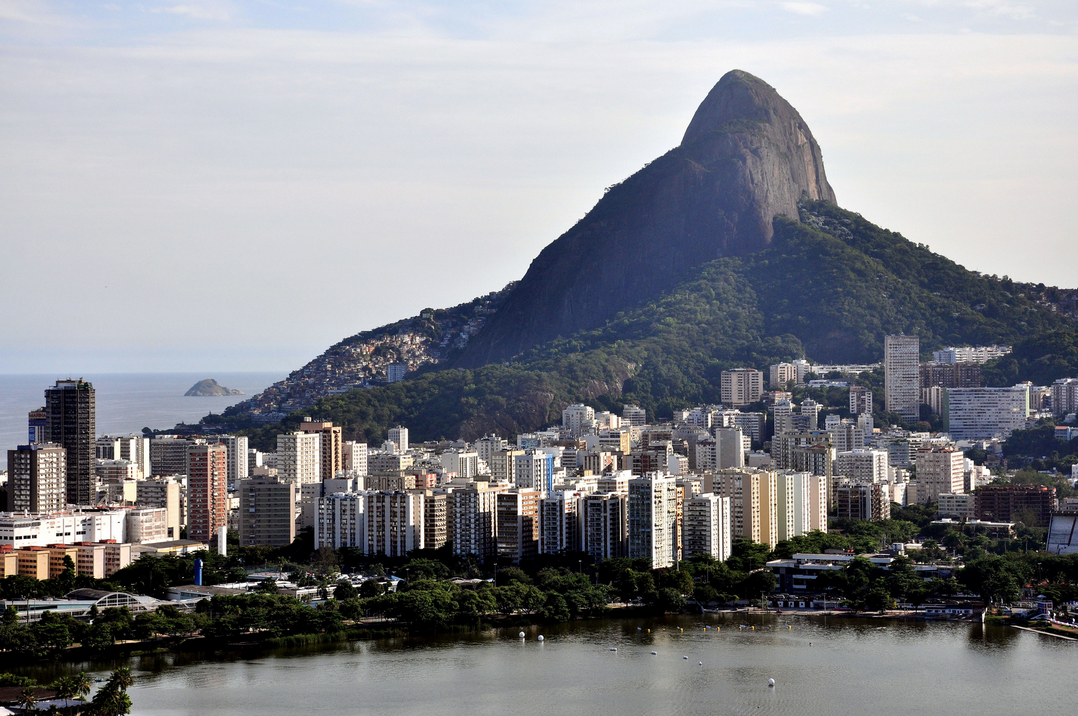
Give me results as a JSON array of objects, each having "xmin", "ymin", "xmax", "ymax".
[
  {"xmin": 963, "ymin": 1, "xmax": 1035, "ymax": 20},
  {"xmin": 781, "ymin": 2, "xmax": 829, "ymax": 16},
  {"xmin": 0, "ymin": 0, "xmax": 64, "ymax": 24},
  {"xmin": 148, "ymin": 3, "xmax": 233, "ymax": 22}
]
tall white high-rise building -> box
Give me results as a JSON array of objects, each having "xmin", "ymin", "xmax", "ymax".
[
  {"xmin": 772, "ymin": 400, "xmax": 794, "ymax": 437},
  {"xmin": 622, "ymin": 405, "xmax": 647, "ymax": 428},
  {"xmin": 628, "ymin": 474, "xmax": 679, "ymax": 568},
  {"xmin": 514, "ymin": 452, "xmax": 555, "ymax": 493},
  {"xmin": 562, "ymin": 404, "xmax": 596, "ymax": 437},
  {"xmin": 884, "ymin": 334, "xmax": 920, "ymax": 422},
  {"xmin": 386, "ymin": 363, "xmax": 407, "ymax": 383},
  {"xmin": 539, "ymin": 491, "xmax": 582, "ymax": 554},
  {"xmin": 440, "ymin": 450, "xmax": 479, "ymax": 479},
  {"xmin": 314, "ymin": 490, "xmax": 423, "ymax": 556},
  {"xmin": 342, "ymin": 441, "xmax": 368, "ymax": 476},
  {"xmin": 582, "ymin": 492, "xmax": 627, "ymax": 562},
  {"xmin": 1050, "ymin": 378, "xmax": 1078, "ymax": 416},
  {"xmin": 216, "ymin": 435, "xmax": 249, "ymax": 486},
  {"xmin": 683, "ymin": 493, "xmax": 732, "ymax": 562},
  {"xmin": 721, "ymin": 369, "xmax": 764, "ymax": 407},
  {"xmin": 914, "ymin": 448, "xmax": 966, "ymax": 503},
  {"xmin": 387, "ymin": 426, "xmax": 409, "ymax": 454},
  {"xmin": 834, "ymin": 449, "xmax": 890, "ymax": 485},
  {"xmin": 473, "ymin": 435, "xmax": 507, "ymax": 466},
  {"xmin": 715, "ymin": 427, "xmax": 746, "ymax": 469},
  {"xmin": 276, "ymin": 432, "xmax": 322, "ymax": 484}
]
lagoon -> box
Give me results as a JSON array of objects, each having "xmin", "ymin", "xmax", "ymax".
[{"xmin": 29, "ymin": 613, "xmax": 1076, "ymax": 716}]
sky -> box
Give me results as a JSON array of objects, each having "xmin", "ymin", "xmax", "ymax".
[{"xmin": 1, "ymin": 1, "xmax": 1076, "ymax": 374}]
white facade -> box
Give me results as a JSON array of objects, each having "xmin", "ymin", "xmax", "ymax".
[
  {"xmin": 387, "ymin": 426, "xmax": 409, "ymax": 454},
  {"xmin": 440, "ymin": 451, "xmax": 479, "ymax": 479},
  {"xmin": 1051, "ymin": 378, "xmax": 1078, "ymax": 416},
  {"xmin": 933, "ymin": 345, "xmax": 1012, "ymax": 364},
  {"xmin": 0, "ymin": 510, "xmax": 127, "ymax": 547},
  {"xmin": 849, "ymin": 385, "xmax": 873, "ymax": 416},
  {"xmin": 721, "ymin": 369, "xmax": 764, "ymax": 407},
  {"xmin": 946, "ymin": 386, "xmax": 1029, "ymax": 440},
  {"xmin": 563, "ymin": 404, "xmax": 596, "ymax": 437},
  {"xmin": 315, "ymin": 491, "xmax": 423, "ymax": 556},
  {"xmin": 622, "ymin": 405, "xmax": 647, "ymax": 428},
  {"xmin": 835, "ymin": 449, "xmax": 889, "ymax": 485},
  {"xmin": 582, "ymin": 492, "xmax": 627, "ymax": 562},
  {"xmin": 342, "ymin": 441, "xmax": 368, "ymax": 476},
  {"xmin": 914, "ymin": 448, "xmax": 966, "ymax": 503},
  {"xmin": 539, "ymin": 491, "xmax": 582, "ymax": 554},
  {"xmin": 216, "ymin": 435, "xmax": 249, "ymax": 486},
  {"xmin": 276, "ymin": 432, "xmax": 322, "ymax": 484},
  {"xmin": 683, "ymin": 493, "xmax": 732, "ymax": 562},
  {"xmin": 514, "ymin": 452, "xmax": 555, "ymax": 493},
  {"xmin": 884, "ymin": 334, "xmax": 920, "ymax": 422},
  {"xmin": 772, "ymin": 400, "xmax": 794, "ymax": 437},
  {"xmin": 627, "ymin": 474, "xmax": 678, "ymax": 568},
  {"xmin": 715, "ymin": 427, "xmax": 746, "ymax": 469}
]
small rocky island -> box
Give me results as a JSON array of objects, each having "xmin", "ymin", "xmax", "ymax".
[{"xmin": 184, "ymin": 379, "xmax": 244, "ymax": 397}]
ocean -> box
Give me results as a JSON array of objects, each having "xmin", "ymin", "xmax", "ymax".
[{"xmin": 0, "ymin": 372, "xmax": 283, "ymax": 470}]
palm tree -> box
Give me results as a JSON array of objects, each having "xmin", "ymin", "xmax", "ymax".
[
  {"xmin": 106, "ymin": 667, "xmax": 134, "ymax": 692},
  {"xmin": 73, "ymin": 672, "xmax": 93, "ymax": 700},
  {"xmin": 52, "ymin": 676, "xmax": 76, "ymax": 700},
  {"xmin": 18, "ymin": 686, "xmax": 38, "ymax": 712},
  {"xmin": 91, "ymin": 687, "xmax": 132, "ymax": 716}
]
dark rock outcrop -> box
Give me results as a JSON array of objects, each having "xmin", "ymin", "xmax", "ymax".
[{"xmin": 455, "ymin": 69, "xmax": 836, "ymax": 367}]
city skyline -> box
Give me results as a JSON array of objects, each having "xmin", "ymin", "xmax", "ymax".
[{"xmin": 2, "ymin": 1, "xmax": 1077, "ymax": 373}]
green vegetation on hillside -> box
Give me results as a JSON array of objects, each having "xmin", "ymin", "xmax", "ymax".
[{"xmin": 224, "ymin": 201, "xmax": 1077, "ymax": 447}]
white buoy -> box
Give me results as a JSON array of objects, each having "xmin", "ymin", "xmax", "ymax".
[
  {"xmin": 683, "ymin": 656, "xmax": 688, "ymax": 660},
  {"xmin": 651, "ymin": 651, "xmax": 657, "ymax": 655},
  {"xmin": 698, "ymin": 662, "xmax": 703, "ymax": 666},
  {"xmin": 637, "ymin": 627, "xmax": 642, "ymax": 631},
  {"xmin": 519, "ymin": 632, "xmax": 525, "ymax": 638},
  {"xmin": 537, "ymin": 635, "xmax": 545, "ymax": 642},
  {"xmin": 768, "ymin": 679, "xmax": 775, "ymax": 688},
  {"xmin": 610, "ymin": 647, "xmax": 617, "ymax": 651}
]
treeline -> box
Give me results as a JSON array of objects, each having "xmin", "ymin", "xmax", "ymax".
[
  {"xmin": 0, "ymin": 603, "xmax": 140, "ymax": 657},
  {"xmin": 1003, "ymin": 423, "xmax": 1078, "ymax": 474}
]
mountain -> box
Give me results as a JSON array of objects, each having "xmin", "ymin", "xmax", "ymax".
[
  {"xmin": 455, "ymin": 70, "xmax": 835, "ymax": 368},
  {"xmin": 213, "ymin": 70, "xmax": 1078, "ymax": 448},
  {"xmin": 185, "ymin": 379, "xmax": 244, "ymax": 397}
]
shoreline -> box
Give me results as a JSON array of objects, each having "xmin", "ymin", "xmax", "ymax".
[{"xmin": 1, "ymin": 606, "xmax": 1011, "ymax": 672}]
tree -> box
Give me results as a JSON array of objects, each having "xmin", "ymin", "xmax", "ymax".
[
  {"xmin": 18, "ymin": 687, "xmax": 37, "ymax": 712},
  {"xmin": 864, "ymin": 585, "xmax": 895, "ymax": 612},
  {"xmin": 359, "ymin": 580, "xmax": 384, "ymax": 599},
  {"xmin": 253, "ymin": 578, "xmax": 279, "ymax": 595},
  {"xmin": 333, "ymin": 581, "xmax": 357, "ymax": 601},
  {"xmin": 538, "ymin": 592, "xmax": 569, "ymax": 622}
]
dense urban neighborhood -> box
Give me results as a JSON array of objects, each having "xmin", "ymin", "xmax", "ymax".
[{"xmin": 4, "ymin": 333, "xmax": 1078, "ymax": 688}]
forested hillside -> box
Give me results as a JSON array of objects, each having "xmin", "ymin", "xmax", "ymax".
[{"xmin": 226, "ymin": 201, "xmax": 1078, "ymax": 449}]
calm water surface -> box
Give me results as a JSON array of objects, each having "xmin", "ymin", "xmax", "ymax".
[{"xmin": 32, "ymin": 614, "xmax": 1078, "ymax": 716}]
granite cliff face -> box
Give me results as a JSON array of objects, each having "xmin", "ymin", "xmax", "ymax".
[{"xmin": 455, "ymin": 70, "xmax": 836, "ymax": 367}]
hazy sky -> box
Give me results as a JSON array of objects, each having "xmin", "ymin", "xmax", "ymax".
[{"xmin": 2, "ymin": 1, "xmax": 1076, "ymax": 374}]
